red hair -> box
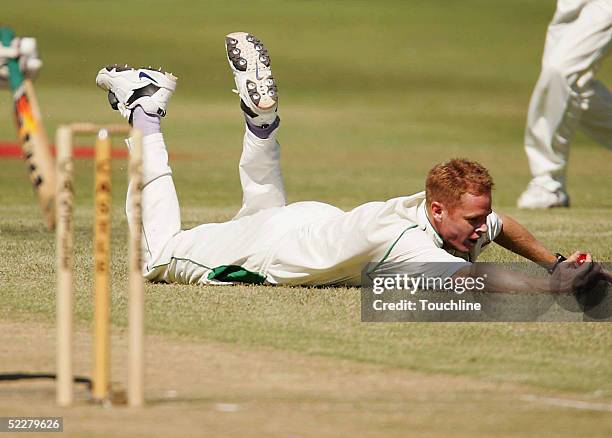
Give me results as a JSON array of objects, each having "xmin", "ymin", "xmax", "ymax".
[{"xmin": 425, "ymin": 159, "xmax": 494, "ymax": 207}]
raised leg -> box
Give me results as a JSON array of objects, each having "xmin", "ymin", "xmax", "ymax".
[
  {"xmin": 127, "ymin": 108, "xmax": 181, "ymax": 268},
  {"xmin": 225, "ymin": 32, "xmax": 286, "ymax": 218},
  {"xmin": 95, "ymin": 65, "xmax": 180, "ymax": 267}
]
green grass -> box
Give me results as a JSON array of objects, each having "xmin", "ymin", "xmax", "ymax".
[{"xmin": 1, "ymin": 0, "xmax": 611, "ymax": 399}]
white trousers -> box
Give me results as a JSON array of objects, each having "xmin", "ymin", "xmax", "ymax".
[
  {"xmin": 126, "ymin": 126, "xmax": 385, "ymax": 286},
  {"xmin": 524, "ymin": 0, "xmax": 612, "ymax": 191},
  {"xmin": 126, "ymin": 126, "xmax": 290, "ymax": 275},
  {"xmin": 125, "ymin": 126, "xmax": 444, "ymax": 286}
]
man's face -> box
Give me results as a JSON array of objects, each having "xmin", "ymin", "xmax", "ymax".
[{"xmin": 429, "ymin": 192, "xmax": 492, "ymax": 252}]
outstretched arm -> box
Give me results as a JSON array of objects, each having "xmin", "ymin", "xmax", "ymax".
[
  {"xmin": 453, "ymin": 251, "xmax": 602, "ymax": 294},
  {"xmin": 494, "ymin": 213, "xmax": 556, "ymax": 268},
  {"xmin": 493, "ymin": 214, "xmax": 612, "ymax": 281},
  {"xmin": 458, "ymin": 213, "xmax": 610, "ymax": 292}
]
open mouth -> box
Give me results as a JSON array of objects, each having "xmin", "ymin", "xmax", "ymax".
[{"xmin": 466, "ymin": 238, "xmax": 479, "ymax": 247}]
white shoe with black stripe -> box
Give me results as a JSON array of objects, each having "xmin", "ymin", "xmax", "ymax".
[
  {"xmin": 225, "ymin": 32, "xmax": 278, "ymax": 126},
  {"xmin": 95, "ymin": 64, "xmax": 177, "ymax": 120}
]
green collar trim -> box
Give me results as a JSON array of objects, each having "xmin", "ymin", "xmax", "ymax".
[{"xmin": 366, "ymin": 224, "xmax": 418, "ymax": 276}]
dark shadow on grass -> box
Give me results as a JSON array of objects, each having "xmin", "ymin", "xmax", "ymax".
[{"xmin": 0, "ymin": 372, "xmax": 92, "ymax": 389}]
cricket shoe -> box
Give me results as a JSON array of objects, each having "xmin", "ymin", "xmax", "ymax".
[
  {"xmin": 95, "ymin": 64, "xmax": 177, "ymax": 120},
  {"xmin": 225, "ymin": 32, "xmax": 278, "ymax": 126},
  {"xmin": 517, "ymin": 181, "xmax": 570, "ymax": 209}
]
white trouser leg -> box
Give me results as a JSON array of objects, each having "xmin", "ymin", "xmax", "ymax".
[
  {"xmin": 524, "ymin": 0, "xmax": 612, "ymax": 191},
  {"xmin": 126, "ymin": 133, "xmax": 181, "ymax": 268},
  {"xmin": 579, "ymin": 79, "xmax": 612, "ymax": 147},
  {"xmin": 233, "ymin": 126, "xmax": 286, "ymax": 219}
]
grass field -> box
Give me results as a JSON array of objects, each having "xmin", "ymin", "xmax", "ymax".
[{"xmin": 1, "ymin": 1, "xmax": 611, "ymax": 436}]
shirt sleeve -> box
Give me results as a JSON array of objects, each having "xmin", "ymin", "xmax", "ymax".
[{"xmin": 485, "ymin": 211, "xmax": 503, "ymax": 243}]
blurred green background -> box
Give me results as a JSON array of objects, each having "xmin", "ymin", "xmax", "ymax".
[{"xmin": 2, "ymin": 0, "xmax": 611, "ymax": 212}]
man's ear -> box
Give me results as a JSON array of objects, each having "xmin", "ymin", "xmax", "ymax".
[{"xmin": 430, "ymin": 201, "xmax": 445, "ymax": 222}]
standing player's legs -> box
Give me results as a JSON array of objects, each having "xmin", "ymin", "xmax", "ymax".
[
  {"xmin": 579, "ymin": 79, "xmax": 612, "ymax": 148},
  {"xmin": 518, "ymin": 0, "xmax": 612, "ymax": 208},
  {"xmin": 96, "ymin": 66, "xmax": 181, "ymax": 267},
  {"xmin": 225, "ymin": 32, "xmax": 286, "ymax": 219}
]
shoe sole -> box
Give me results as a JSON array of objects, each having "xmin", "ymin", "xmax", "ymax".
[{"xmin": 225, "ymin": 32, "xmax": 277, "ymax": 110}]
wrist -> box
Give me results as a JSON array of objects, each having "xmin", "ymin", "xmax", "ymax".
[{"xmin": 547, "ymin": 253, "xmax": 566, "ymax": 275}]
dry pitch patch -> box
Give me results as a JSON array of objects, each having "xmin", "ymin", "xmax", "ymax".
[{"xmin": 1, "ymin": 321, "xmax": 611, "ymax": 437}]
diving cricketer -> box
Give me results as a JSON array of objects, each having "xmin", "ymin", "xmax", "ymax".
[{"xmin": 94, "ymin": 32, "xmax": 610, "ymax": 293}]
